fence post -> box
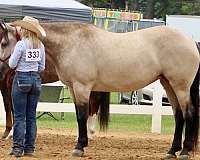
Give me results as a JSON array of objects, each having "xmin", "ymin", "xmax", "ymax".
[
  {"xmin": 152, "ymin": 80, "xmax": 162, "ymax": 133},
  {"xmin": 0, "ymin": 95, "xmax": 6, "ymax": 126}
]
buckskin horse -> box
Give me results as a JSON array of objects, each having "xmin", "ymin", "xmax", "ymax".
[
  {"xmin": 0, "ymin": 22, "xmax": 100, "ymax": 139},
  {"xmin": 0, "ymin": 22, "xmax": 199, "ymax": 160}
]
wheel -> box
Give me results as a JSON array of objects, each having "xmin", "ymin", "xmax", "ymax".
[{"xmin": 130, "ymin": 91, "xmax": 138, "ymax": 105}]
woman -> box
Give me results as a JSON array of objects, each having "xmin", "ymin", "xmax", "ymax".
[{"xmin": 9, "ymin": 16, "xmax": 46, "ymax": 157}]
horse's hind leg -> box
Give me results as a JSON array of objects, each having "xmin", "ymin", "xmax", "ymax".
[
  {"xmin": 173, "ymin": 87, "xmax": 198, "ymax": 160},
  {"xmin": 160, "ymin": 77, "xmax": 184, "ymax": 159},
  {"xmin": 87, "ymin": 114, "xmax": 96, "ymax": 137},
  {"xmin": 166, "ymin": 109, "xmax": 184, "ymax": 159},
  {"xmin": 87, "ymin": 91, "xmax": 100, "ymax": 137},
  {"xmin": 161, "ymin": 74, "xmax": 199, "ymax": 160},
  {"xmin": 178, "ymin": 67, "xmax": 199, "ymax": 160}
]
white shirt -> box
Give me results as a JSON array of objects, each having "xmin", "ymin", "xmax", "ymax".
[{"xmin": 9, "ymin": 39, "xmax": 45, "ymax": 72}]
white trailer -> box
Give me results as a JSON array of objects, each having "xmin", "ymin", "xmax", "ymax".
[{"xmin": 166, "ymin": 15, "xmax": 200, "ymax": 42}]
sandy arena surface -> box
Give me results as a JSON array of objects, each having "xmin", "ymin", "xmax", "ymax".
[{"xmin": 0, "ymin": 127, "xmax": 199, "ymax": 160}]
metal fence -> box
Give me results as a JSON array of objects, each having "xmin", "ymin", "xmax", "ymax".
[{"xmin": 93, "ymin": 17, "xmax": 165, "ymax": 32}]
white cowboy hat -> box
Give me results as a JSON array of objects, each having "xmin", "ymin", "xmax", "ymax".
[{"xmin": 12, "ymin": 16, "xmax": 46, "ymax": 39}]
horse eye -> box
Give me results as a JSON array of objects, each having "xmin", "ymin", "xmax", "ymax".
[{"xmin": 1, "ymin": 41, "xmax": 7, "ymax": 49}]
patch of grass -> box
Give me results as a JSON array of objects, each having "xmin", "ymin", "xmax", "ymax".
[
  {"xmin": 37, "ymin": 112, "xmax": 77, "ymax": 129},
  {"xmin": 161, "ymin": 115, "xmax": 175, "ymax": 134},
  {"xmin": 108, "ymin": 114, "xmax": 152, "ymax": 132},
  {"xmin": 110, "ymin": 92, "xmax": 119, "ymax": 104},
  {"xmin": 37, "ymin": 112, "xmax": 175, "ymax": 134}
]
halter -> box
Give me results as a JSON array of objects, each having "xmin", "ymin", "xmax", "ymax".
[
  {"xmin": 0, "ymin": 22, "xmax": 21, "ymax": 63},
  {"xmin": 15, "ymin": 27, "xmax": 21, "ymax": 41}
]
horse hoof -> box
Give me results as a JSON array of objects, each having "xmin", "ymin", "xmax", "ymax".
[
  {"xmin": 177, "ymin": 155, "xmax": 189, "ymax": 160},
  {"xmin": 72, "ymin": 149, "xmax": 84, "ymax": 157},
  {"xmin": 161, "ymin": 154, "xmax": 177, "ymax": 159},
  {"xmin": 1, "ymin": 133, "xmax": 8, "ymax": 139}
]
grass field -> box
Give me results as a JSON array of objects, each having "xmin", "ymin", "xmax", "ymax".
[{"xmin": 37, "ymin": 112, "xmax": 175, "ymax": 134}]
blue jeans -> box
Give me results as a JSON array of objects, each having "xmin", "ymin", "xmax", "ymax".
[{"xmin": 12, "ymin": 71, "xmax": 41, "ymax": 154}]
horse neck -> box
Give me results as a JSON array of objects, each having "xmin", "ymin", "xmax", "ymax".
[{"xmin": 42, "ymin": 22, "xmax": 92, "ymax": 64}]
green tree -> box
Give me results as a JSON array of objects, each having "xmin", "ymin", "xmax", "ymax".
[
  {"xmin": 79, "ymin": 0, "xmax": 110, "ymax": 8},
  {"xmin": 79, "ymin": 0, "xmax": 200, "ymax": 19}
]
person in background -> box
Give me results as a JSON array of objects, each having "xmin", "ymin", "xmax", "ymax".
[{"xmin": 9, "ymin": 16, "xmax": 46, "ymax": 157}]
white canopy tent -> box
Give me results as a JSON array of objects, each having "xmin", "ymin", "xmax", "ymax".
[
  {"xmin": 166, "ymin": 15, "xmax": 200, "ymax": 42},
  {"xmin": 0, "ymin": 0, "xmax": 92, "ymax": 22}
]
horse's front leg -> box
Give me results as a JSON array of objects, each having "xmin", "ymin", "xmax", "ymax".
[
  {"xmin": 1, "ymin": 88, "xmax": 13, "ymax": 139},
  {"xmin": 72, "ymin": 103, "xmax": 89, "ymax": 157},
  {"xmin": 69, "ymin": 83, "xmax": 91, "ymax": 157}
]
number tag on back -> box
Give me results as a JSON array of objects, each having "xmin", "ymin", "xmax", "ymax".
[{"xmin": 26, "ymin": 49, "xmax": 41, "ymax": 61}]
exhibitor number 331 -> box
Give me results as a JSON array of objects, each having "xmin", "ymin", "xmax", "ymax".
[{"xmin": 26, "ymin": 49, "xmax": 41, "ymax": 62}]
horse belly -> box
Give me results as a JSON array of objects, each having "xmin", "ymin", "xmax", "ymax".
[{"xmin": 93, "ymin": 69, "xmax": 159, "ymax": 92}]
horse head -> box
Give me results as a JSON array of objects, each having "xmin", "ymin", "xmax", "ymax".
[
  {"xmin": 0, "ymin": 22, "xmax": 20, "ymax": 62},
  {"xmin": 0, "ymin": 22, "xmax": 20, "ymax": 80}
]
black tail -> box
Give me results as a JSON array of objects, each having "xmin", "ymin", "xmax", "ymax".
[
  {"xmin": 98, "ymin": 92, "xmax": 110, "ymax": 131},
  {"xmin": 190, "ymin": 43, "xmax": 200, "ymax": 151},
  {"xmin": 89, "ymin": 91, "xmax": 110, "ymax": 131}
]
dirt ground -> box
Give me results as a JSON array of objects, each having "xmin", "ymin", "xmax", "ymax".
[{"xmin": 0, "ymin": 127, "xmax": 199, "ymax": 160}]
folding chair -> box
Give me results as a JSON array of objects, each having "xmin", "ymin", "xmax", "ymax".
[{"xmin": 37, "ymin": 85, "xmax": 65, "ymax": 120}]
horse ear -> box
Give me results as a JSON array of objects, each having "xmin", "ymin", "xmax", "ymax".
[
  {"xmin": 6, "ymin": 24, "xmax": 21, "ymax": 41},
  {"xmin": 0, "ymin": 21, "xmax": 6, "ymax": 30},
  {"xmin": 6, "ymin": 23, "xmax": 16, "ymax": 33},
  {"xmin": 16, "ymin": 26, "xmax": 21, "ymax": 33}
]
